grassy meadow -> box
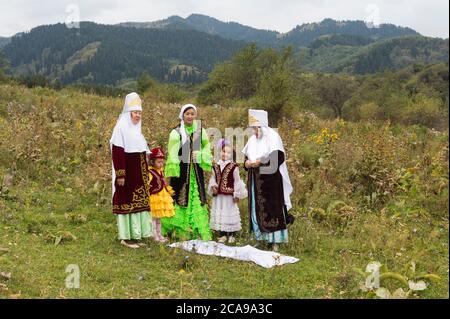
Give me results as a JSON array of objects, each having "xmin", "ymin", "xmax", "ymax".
[{"xmin": 0, "ymin": 83, "xmax": 448, "ymax": 299}]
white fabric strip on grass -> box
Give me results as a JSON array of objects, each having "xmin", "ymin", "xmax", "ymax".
[{"xmin": 169, "ymin": 240, "xmax": 299, "ymax": 269}]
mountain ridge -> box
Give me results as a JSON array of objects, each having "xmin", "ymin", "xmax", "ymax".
[
  {"xmin": 117, "ymin": 14, "xmax": 421, "ymax": 47},
  {"xmin": 1, "ymin": 15, "xmax": 447, "ymax": 86},
  {"xmin": 2, "ymin": 22, "xmax": 245, "ymax": 85}
]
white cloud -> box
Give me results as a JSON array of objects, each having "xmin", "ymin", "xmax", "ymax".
[{"xmin": 0, "ymin": 0, "xmax": 448, "ymax": 38}]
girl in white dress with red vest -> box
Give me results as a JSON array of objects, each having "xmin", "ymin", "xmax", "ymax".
[{"xmin": 208, "ymin": 139, "xmax": 248, "ymax": 244}]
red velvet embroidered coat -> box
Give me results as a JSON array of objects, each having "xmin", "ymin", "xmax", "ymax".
[
  {"xmin": 213, "ymin": 162, "xmax": 238, "ymax": 196},
  {"xmin": 148, "ymin": 167, "xmax": 169, "ymax": 195},
  {"xmin": 112, "ymin": 145, "xmax": 151, "ymax": 215}
]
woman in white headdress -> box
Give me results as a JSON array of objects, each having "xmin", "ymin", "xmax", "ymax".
[
  {"xmin": 242, "ymin": 109, "xmax": 294, "ymax": 251},
  {"xmin": 110, "ymin": 92, "xmax": 152, "ymax": 249},
  {"xmin": 161, "ymin": 104, "xmax": 213, "ymax": 241}
]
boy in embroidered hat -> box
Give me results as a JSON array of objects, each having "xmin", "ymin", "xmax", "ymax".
[{"xmin": 148, "ymin": 147, "xmax": 175, "ymax": 243}]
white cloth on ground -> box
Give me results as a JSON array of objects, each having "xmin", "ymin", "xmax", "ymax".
[{"xmin": 169, "ymin": 240, "xmax": 299, "ymax": 269}]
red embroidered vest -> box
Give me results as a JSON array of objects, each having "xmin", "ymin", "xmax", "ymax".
[
  {"xmin": 149, "ymin": 168, "xmax": 167, "ymax": 195},
  {"xmin": 213, "ymin": 162, "xmax": 238, "ymax": 196}
]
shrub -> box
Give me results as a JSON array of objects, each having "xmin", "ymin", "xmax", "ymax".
[{"xmin": 359, "ymin": 102, "xmax": 384, "ymax": 121}]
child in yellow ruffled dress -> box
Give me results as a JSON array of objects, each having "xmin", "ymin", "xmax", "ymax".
[{"xmin": 148, "ymin": 147, "xmax": 175, "ymax": 243}]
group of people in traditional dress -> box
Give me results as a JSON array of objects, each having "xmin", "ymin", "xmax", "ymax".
[{"xmin": 110, "ymin": 93, "xmax": 294, "ymax": 251}]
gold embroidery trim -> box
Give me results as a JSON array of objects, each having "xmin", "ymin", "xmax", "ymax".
[
  {"xmin": 249, "ymin": 114, "xmax": 260, "ymax": 127},
  {"xmin": 149, "ymin": 169, "xmax": 163, "ymax": 193},
  {"xmin": 140, "ymin": 153, "xmax": 150, "ymax": 197},
  {"xmin": 113, "ymin": 186, "xmax": 149, "ymax": 212},
  {"xmin": 218, "ymin": 163, "xmax": 236, "ymax": 194},
  {"xmin": 193, "ymin": 162, "xmax": 206, "ymax": 205},
  {"xmin": 176, "ymin": 124, "xmax": 205, "ymax": 207},
  {"xmin": 116, "ymin": 169, "xmax": 126, "ymax": 177},
  {"xmin": 254, "ymin": 170, "xmax": 280, "ymax": 229},
  {"xmin": 113, "ymin": 153, "xmax": 150, "ymax": 213},
  {"xmin": 192, "ymin": 133, "xmax": 207, "ymax": 205},
  {"xmin": 177, "ymin": 143, "xmax": 191, "ymax": 207},
  {"xmin": 213, "ymin": 164, "xmax": 222, "ymax": 187}
]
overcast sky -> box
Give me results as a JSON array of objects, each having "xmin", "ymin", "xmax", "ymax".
[{"xmin": 0, "ymin": 0, "xmax": 448, "ymax": 38}]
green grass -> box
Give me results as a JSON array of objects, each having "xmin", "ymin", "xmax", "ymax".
[
  {"xmin": 0, "ymin": 83, "xmax": 448, "ymax": 299},
  {"xmin": 1, "ymin": 184, "xmax": 448, "ymax": 299}
]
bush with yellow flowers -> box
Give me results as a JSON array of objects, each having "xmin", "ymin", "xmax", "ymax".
[{"xmin": 313, "ymin": 128, "xmax": 340, "ymax": 145}]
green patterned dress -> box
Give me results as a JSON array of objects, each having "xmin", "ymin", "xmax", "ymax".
[{"xmin": 161, "ymin": 121, "xmax": 212, "ymax": 240}]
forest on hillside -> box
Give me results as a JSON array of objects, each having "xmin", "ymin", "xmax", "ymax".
[
  {"xmin": 1, "ymin": 22, "xmax": 245, "ymax": 85},
  {"xmin": 1, "ymin": 42, "xmax": 448, "ymax": 130},
  {"xmin": 0, "ymin": 17, "xmax": 447, "ymax": 86}
]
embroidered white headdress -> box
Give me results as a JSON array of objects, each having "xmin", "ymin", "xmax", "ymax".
[
  {"xmin": 110, "ymin": 92, "xmax": 149, "ymax": 196},
  {"xmin": 248, "ymin": 109, "xmax": 269, "ymax": 127}
]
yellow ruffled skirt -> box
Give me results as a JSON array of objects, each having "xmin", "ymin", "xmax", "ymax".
[{"xmin": 149, "ymin": 187, "xmax": 175, "ymax": 219}]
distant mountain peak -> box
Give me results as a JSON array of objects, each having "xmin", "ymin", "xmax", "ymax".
[
  {"xmin": 115, "ymin": 14, "xmax": 420, "ymax": 47},
  {"xmin": 187, "ymin": 13, "xmax": 220, "ymax": 21},
  {"xmin": 282, "ymin": 18, "xmax": 420, "ymax": 47},
  {"xmin": 166, "ymin": 15, "xmax": 185, "ymax": 22}
]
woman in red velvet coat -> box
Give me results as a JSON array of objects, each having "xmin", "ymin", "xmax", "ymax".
[{"xmin": 110, "ymin": 92, "xmax": 152, "ymax": 249}]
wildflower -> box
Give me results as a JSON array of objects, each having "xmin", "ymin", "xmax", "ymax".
[{"xmin": 331, "ymin": 133, "xmax": 339, "ymax": 142}]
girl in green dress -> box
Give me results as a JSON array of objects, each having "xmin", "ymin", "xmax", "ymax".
[{"xmin": 161, "ymin": 104, "xmax": 213, "ymax": 241}]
